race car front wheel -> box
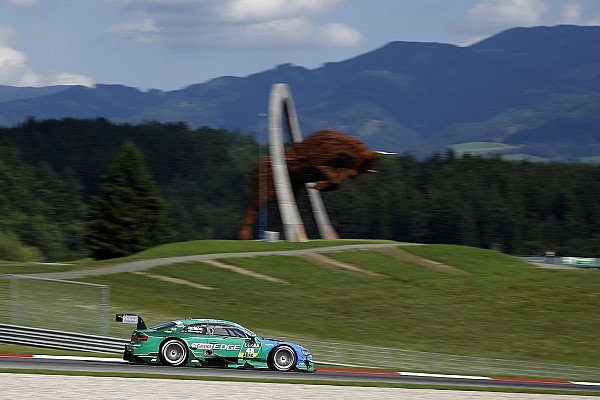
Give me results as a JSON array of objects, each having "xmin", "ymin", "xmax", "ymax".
[
  {"xmin": 159, "ymin": 339, "xmax": 188, "ymax": 367},
  {"xmin": 268, "ymin": 345, "xmax": 297, "ymax": 372}
]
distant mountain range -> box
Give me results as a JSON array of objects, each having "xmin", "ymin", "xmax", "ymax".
[{"xmin": 1, "ymin": 25, "xmax": 599, "ymax": 161}]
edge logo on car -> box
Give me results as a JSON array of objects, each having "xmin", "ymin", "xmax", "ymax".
[{"xmin": 192, "ymin": 343, "xmax": 241, "ymax": 351}]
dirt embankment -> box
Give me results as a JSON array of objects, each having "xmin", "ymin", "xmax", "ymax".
[{"xmin": 372, "ymin": 247, "xmax": 470, "ymax": 275}]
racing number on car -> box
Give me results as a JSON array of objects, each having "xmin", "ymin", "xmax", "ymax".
[{"xmin": 241, "ymin": 346, "xmax": 258, "ymax": 358}]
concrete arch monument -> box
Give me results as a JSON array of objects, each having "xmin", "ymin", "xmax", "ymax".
[
  {"xmin": 238, "ymin": 83, "xmax": 383, "ymax": 242},
  {"xmin": 267, "ymin": 83, "xmax": 338, "ymax": 242}
]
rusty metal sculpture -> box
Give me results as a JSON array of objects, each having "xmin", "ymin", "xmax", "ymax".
[{"xmin": 238, "ymin": 129, "xmax": 381, "ymax": 240}]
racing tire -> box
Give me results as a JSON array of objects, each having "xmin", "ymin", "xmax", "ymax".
[
  {"xmin": 159, "ymin": 339, "xmax": 188, "ymax": 367},
  {"xmin": 268, "ymin": 345, "xmax": 297, "ymax": 372}
]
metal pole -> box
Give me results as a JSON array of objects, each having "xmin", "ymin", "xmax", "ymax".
[
  {"xmin": 101, "ymin": 285, "xmax": 110, "ymax": 336},
  {"xmin": 258, "ymin": 113, "xmax": 267, "ymax": 240},
  {"xmin": 10, "ymin": 276, "xmax": 19, "ymax": 325}
]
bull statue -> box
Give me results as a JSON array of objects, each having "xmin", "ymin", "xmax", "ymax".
[{"xmin": 238, "ymin": 129, "xmax": 383, "ymax": 240}]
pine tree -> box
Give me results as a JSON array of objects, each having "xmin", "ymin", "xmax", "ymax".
[{"xmin": 85, "ymin": 142, "xmax": 172, "ymax": 259}]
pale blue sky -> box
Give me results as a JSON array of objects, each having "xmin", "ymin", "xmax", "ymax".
[{"xmin": 1, "ymin": 0, "xmax": 599, "ymax": 90}]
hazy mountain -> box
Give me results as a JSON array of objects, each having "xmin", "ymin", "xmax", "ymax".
[{"xmin": 1, "ymin": 25, "xmax": 599, "ymax": 161}]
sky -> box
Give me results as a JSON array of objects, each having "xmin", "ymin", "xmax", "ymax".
[{"xmin": 1, "ymin": 0, "xmax": 599, "ymax": 91}]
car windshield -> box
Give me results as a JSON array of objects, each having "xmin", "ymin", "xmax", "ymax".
[
  {"xmin": 235, "ymin": 325, "xmax": 262, "ymax": 339},
  {"xmin": 149, "ymin": 321, "xmax": 177, "ymax": 330}
]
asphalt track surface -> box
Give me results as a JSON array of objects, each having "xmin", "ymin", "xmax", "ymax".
[{"xmin": 0, "ymin": 355, "xmax": 598, "ymax": 394}]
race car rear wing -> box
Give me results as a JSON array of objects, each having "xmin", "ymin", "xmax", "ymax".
[{"xmin": 116, "ymin": 314, "xmax": 147, "ymax": 330}]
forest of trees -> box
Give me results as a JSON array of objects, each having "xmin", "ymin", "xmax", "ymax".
[
  {"xmin": 85, "ymin": 142, "xmax": 172, "ymax": 259},
  {"xmin": 1, "ymin": 118, "xmax": 599, "ymax": 261}
]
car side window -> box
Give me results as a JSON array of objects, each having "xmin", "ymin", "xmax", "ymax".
[
  {"xmin": 207, "ymin": 324, "xmax": 249, "ymax": 338},
  {"xmin": 149, "ymin": 321, "xmax": 176, "ymax": 330},
  {"xmin": 210, "ymin": 324, "xmax": 230, "ymax": 337},
  {"xmin": 181, "ymin": 324, "xmax": 207, "ymax": 335},
  {"xmin": 227, "ymin": 328, "xmax": 249, "ymax": 338}
]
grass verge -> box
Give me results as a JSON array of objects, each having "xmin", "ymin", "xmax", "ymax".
[{"xmin": 76, "ymin": 244, "xmax": 600, "ymax": 367}]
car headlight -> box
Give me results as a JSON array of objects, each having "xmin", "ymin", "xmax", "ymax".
[{"xmin": 302, "ymin": 349, "xmax": 311, "ymax": 356}]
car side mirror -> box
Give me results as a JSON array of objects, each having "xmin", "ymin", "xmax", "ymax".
[{"xmin": 248, "ymin": 334, "xmax": 257, "ymax": 343}]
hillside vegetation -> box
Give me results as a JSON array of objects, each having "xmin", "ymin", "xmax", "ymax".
[
  {"xmin": 79, "ymin": 243, "xmax": 600, "ymax": 367},
  {"xmin": 2, "ymin": 119, "xmax": 600, "ymax": 261}
]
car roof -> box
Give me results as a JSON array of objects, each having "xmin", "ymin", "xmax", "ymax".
[{"xmin": 174, "ymin": 319, "xmax": 248, "ymax": 330}]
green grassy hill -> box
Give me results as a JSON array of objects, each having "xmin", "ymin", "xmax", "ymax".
[{"xmin": 69, "ymin": 242, "xmax": 600, "ymax": 367}]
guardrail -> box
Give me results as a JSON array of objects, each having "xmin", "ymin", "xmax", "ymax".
[
  {"xmin": 0, "ymin": 324, "xmax": 128, "ymax": 354},
  {"xmin": 1, "ymin": 324, "xmax": 598, "ymax": 381}
]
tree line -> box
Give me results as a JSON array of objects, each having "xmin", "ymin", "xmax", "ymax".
[{"xmin": 0, "ymin": 118, "xmax": 599, "ymax": 261}]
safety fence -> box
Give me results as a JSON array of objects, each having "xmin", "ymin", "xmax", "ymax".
[{"xmin": 0, "ymin": 274, "xmax": 111, "ymax": 336}]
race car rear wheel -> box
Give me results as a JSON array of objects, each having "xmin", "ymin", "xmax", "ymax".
[
  {"xmin": 268, "ymin": 345, "xmax": 297, "ymax": 372},
  {"xmin": 159, "ymin": 339, "xmax": 188, "ymax": 367}
]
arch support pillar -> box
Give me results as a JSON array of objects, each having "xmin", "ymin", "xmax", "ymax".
[{"xmin": 268, "ymin": 83, "xmax": 339, "ymax": 242}]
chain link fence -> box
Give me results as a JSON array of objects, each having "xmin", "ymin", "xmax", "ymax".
[{"xmin": 0, "ymin": 274, "xmax": 110, "ymax": 336}]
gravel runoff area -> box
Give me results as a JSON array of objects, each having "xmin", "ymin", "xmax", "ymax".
[{"xmin": 1, "ymin": 374, "xmax": 591, "ymax": 400}]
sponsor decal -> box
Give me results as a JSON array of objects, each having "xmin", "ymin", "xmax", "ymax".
[
  {"xmin": 243, "ymin": 342, "xmax": 260, "ymax": 348},
  {"xmin": 239, "ymin": 347, "xmax": 258, "ymax": 358},
  {"xmin": 562, "ymin": 257, "xmax": 596, "ymax": 265},
  {"xmin": 192, "ymin": 343, "xmax": 213, "ymax": 350},
  {"xmin": 192, "ymin": 343, "xmax": 241, "ymax": 351},
  {"xmin": 216, "ymin": 344, "xmax": 241, "ymax": 351},
  {"xmin": 186, "ymin": 326, "xmax": 206, "ymax": 333},
  {"xmin": 121, "ymin": 315, "xmax": 138, "ymax": 324}
]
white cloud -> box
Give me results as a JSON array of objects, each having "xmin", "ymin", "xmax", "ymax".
[
  {"xmin": 465, "ymin": 0, "xmax": 548, "ymax": 33},
  {"xmin": 231, "ymin": 18, "xmax": 315, "ymax": 47},
  {"xmin": 315, "ymin": 23, "xmax": 363, "ymax": 47},
  {"xmin": 2, "ymin": 0, "xmax": 37, "ymax": 6},
  {"xmin": 560, "ymin": 3, "xmax": 582, "ymax": 24},
  {"xmin": 457, "ymin": 34, "xmax": 490, "ymax": 47},
  {"xmin": 106, "ymin": 0, "xmax": 361, "ymax": 49},
  {"xmin": 108, "ymin": 18, "xmax": 161, "ymax": 43},
  {"xmin": 47, "ymin": 72, "xmax": 95, "ymax": 87},
  {"xmin": 0, "ymin": 29, "xmax": 94, "ymax": 87},
  {"xmin": 568, "ymin": 1, "xmax": 600, "ymax": 26},
  {"xmin": 219, "ymin": 0, "xmax": 340, "ymax": 22},
  {"xmin": 0, "ymin": 46, "xmax": 40, "ymax": 86},
  {"xmin": 221, "ymin": 17, "xmax": 362, "ymax": 48}
]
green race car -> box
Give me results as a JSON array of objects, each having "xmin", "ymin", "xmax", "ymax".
[{"xmin": 116, "ymin": 314, "xmax": 315, "ymax": 372}]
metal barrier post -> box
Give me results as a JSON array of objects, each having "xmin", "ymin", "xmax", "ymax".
[{"xmin": 10, "ymin": 276, "xmax": 19, "ymax": 326}]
